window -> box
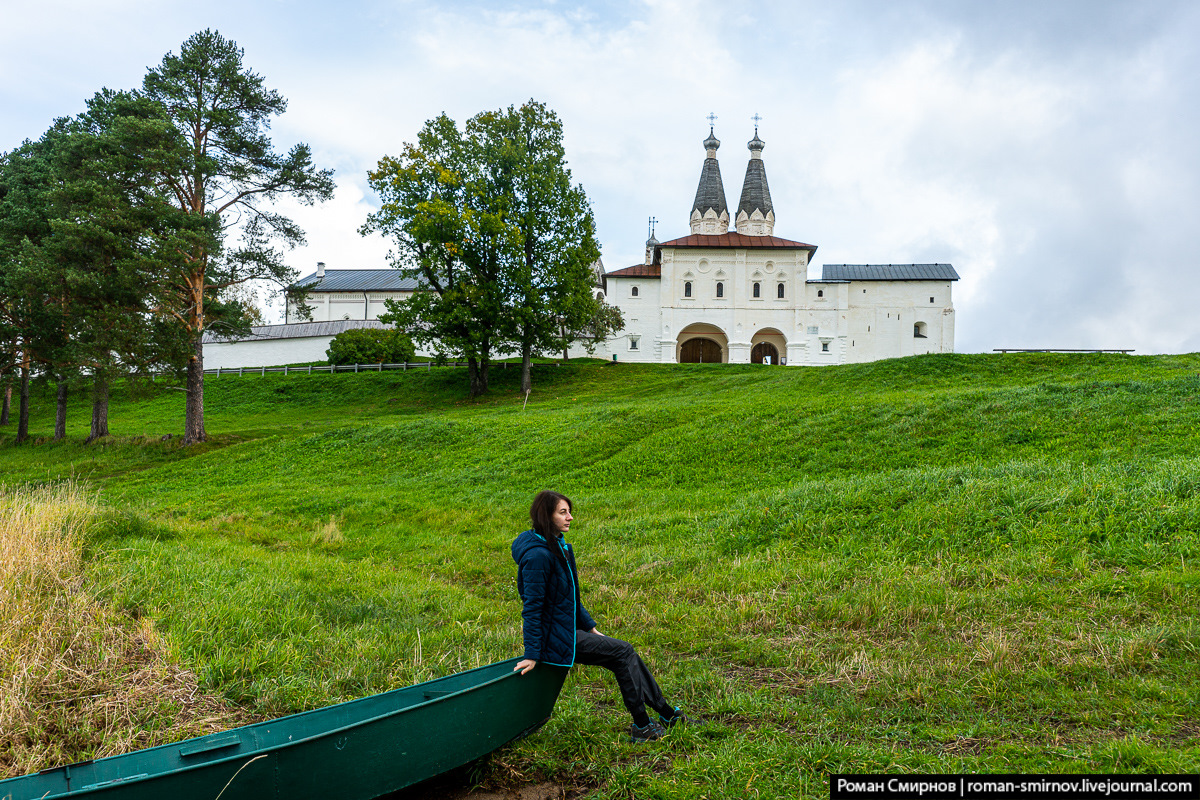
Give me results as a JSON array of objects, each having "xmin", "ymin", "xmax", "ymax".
[
  {"xmin": 716, "ymin": 282, "xmax": 724, "ymax": 298},
  {"xmin": 684, "ymin": 281, "xmax": 692, "ymax": 298},
  {"xmin": 631, "ymin": 286, "xmax": 639, "ymax": 297},
  {"xmin": 930, "ymin": 296, "xmax": 935, "ymax": 303},
  {"xmin": 817, "ymin": 289, "xmax": 824, "ymax": 298},
  {"xmin": 753, "ymin": 282, "xmax": 761, "ymax": 298},
  {"xmin": 777, "ymin": 282, "xmax": 785, "ymax": 298},
  {"xmin": 629, "ymin": 336, "xmax": 640, "ymax": 350},
  {"xmin": 821, "ymin": 342, "xmax": 830, "ymax": 352},
  {"xmin": 914, "ymin": 322, "xmax": 928, "ymax": 339},
  {"xmin": 863, "ymin": 289, "xmax": 867, "ymax": 293},
  {"xmin": 807, "ymin": 326, "xmax": 818, "ymax": 335}
]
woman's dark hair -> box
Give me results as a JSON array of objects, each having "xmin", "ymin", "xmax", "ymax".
[
  {"xmin": 530, "ymin": 491, "xmax": 573, "ymax": 567},
  {"xmin": 530, "ymin": 490, "xmax": 571, "ymax": 538}
]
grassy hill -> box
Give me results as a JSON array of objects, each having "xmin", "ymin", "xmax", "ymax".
[{"xmin": 3, "ymin": 353, "xmax": 1200, "ymax": 798}]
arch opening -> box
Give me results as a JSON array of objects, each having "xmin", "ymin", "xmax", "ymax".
[{"xmin": 677, "ymin": 323, "xmax": 728, "ymax": 363}]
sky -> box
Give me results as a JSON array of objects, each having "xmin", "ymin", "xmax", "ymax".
[{"xmin": 3, "ymin": 0, "xmax": 1198, "ymax": 353}]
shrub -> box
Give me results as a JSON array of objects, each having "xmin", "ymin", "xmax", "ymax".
[{"xmin": 326, "ymin": 328, "xmax": 416, "ymax": 365}]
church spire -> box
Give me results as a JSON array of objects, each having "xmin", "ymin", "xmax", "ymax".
[
  {"xmin": 690, "ymin": 116, "xmax": 730, "ymax": 234},
  {"xmin": 735, "ymin": 117, "xmax": 775, "ymax": 236}
]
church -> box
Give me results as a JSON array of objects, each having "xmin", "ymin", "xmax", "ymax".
[
  {"xmin": 216, "ymin": 124, "xmax": 958, "ymax": 372},
  {"xmin": 597, "ymin": 125, "xmax": 959, "ymax": 365}
]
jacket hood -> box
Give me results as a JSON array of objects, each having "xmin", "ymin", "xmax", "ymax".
[{"xmin": 512, "ymin": 529, "xmax": 554, "ymax": 564}]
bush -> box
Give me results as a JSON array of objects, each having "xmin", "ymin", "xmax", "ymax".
[{"xmin": 326, "ymin": 328, "xmax": 416, "ymax": 365}]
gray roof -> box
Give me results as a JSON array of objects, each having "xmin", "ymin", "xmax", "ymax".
[
  {"xmin": 292, "ymin": 269, "xmax": 420, "ymax": 292},
  {"xmin": 692, "ymin": 133, "xmax": 729, "ymax": 217},
  {"xmin": 203, "ymin": 319, "xmax": 387, "ymax": 344},
  {"xmin": 737, "ymin": 154, "xmax": 773, "ymax": 218},
  {"xmin": 821, "ymin": 264, "xmax": 960, "ymax": 281}
]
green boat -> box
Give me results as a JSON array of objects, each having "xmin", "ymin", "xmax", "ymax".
[{"xmin": 1, "ymin": 658, "xmax": 567, "ymax": 800}]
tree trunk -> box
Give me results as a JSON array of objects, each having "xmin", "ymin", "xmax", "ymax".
[
  {"xmin": 561, "ymin": 323, "xmax": 569, "ymax": 361},
  {"xmin": 183, "ymin": 333, "xmax": 206, "ymax": 444},
  {"xmin": 86, "ymin": 374, "xmax": 110, "ymax": 444},
  {"xmin": 521, "ymin": 340, "xmax": 533, "ymax": 394},
  {"xmin": 1, "ymin": 384, "xmax": 9, "ymax": 425},
  {"xmin": 467, "ymin": 356, "xmax": 484, "ymax": 398},
  {"xmin": 55, "ymin": 380, "xmax": 68, "ymax": 441},
  {"xmin": 17, "ymin": 364, "xmax": 30, "ymax": 444}
]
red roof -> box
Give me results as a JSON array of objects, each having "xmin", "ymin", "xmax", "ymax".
[
  {"xmin": 657, "ymin": 232, "xmax": 816, "ymax": 250},
  {"xmin": 606, "ymin": 263, "xmax": 662, "ymax": 278}
]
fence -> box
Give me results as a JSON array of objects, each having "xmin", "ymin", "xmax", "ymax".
[{"xmin": 204, "ymin": 361, "xmax": 562, "ymax": 377}]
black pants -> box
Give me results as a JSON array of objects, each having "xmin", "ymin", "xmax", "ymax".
[{"xmin": 574, "ymin": 630, "xmax": 671, "ymax": 722}]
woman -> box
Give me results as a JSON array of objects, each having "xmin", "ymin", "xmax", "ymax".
[{"xmin": 512, "ymin": 490, "xmax": 694, "ymax": 742}]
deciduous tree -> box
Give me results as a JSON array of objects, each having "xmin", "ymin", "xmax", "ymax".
[{"xmin": 364, "ymin": 101, "xmax": 619, "ymax": 397}]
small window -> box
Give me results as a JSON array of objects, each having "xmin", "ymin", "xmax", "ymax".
[
  {"xmin": 777, "ymin": 282, "xmax": 785, "ymax": 298},
  {"xmin": 716, "ymin": 282, "xmax": 724, "ymax": 298},
  {"xmin": 817, "ymin": 289, "xmax": 824, "ymax": 298},
  {"xmin": 914, "ymin": 323, "xmax": 928, "ymax": 339},
  {"xmin": 631, "ymin": 286, "xmax": 639, "ymax": 297},
  {"xmin": 807, "ymin": 326, "xmax": 818, "ymax": 335},
  {"xmin": 821, "ymin": 342, "xmax": 830, "ymax": 352},
  {"xmin": 930, "ymin": 296, "xmax": 935, "ymax": 303},
  {"xmin": 684, "ymin": 281, "xmax": 692, "ymax": 298},
  {"xmin": 753, "ymin": 282, "xmax": 761, "ymax": 298},
  {"xmin": 863, "ymin": 288, "xmax": 867, "ymax": 293},
  {"xmin": 630, "ymin": 336, "xmax": 640, "ymax": 350}
]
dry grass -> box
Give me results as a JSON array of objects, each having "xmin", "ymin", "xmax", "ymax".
[{"xmin": 0, "ymin": 483, "xmax": 253, "ymax": 779}]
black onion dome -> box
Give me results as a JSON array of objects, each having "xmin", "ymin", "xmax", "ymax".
[
  {"xmin": 738, "ymin": 136, "xmax": 773, "ymax": 218},
  {"xmin": 692, "ymin": 131, "xmax": 729, "ymax": 217}
]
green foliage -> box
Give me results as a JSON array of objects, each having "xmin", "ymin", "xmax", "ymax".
[
  {"xmin": 364, "ymin": 100, "xmax": 614, "ymax": 397},
  {"xmin": 140, "ymin": 28, "xmax": 335, "ymax": 442},
  {"xmin": 325, "ymin": 327, "xmax": 416, "ymax": 365},
  {"xmin": 4, "ymin": 352, "xmax": 1200, "ymax": 796}
]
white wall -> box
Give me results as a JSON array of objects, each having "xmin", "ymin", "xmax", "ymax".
[
  {"xmin": 205, "ymin": 336, "xmax": 339, "ymax": 370},
  {"xmin": 289, "ymin": 291, "xmax": 413, "ymax": 323}
]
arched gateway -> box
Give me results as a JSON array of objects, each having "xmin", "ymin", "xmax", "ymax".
[
  {"xmin": 751, "ymin": 327, "xmax": 787, "ymax": 365},
  {"xmin": 751, "ymin": 342, "xmax": 779, "ymax": 364},
  {"xmin": 677, "ymin": 323, "xmax": 727, "ymax": 363}
]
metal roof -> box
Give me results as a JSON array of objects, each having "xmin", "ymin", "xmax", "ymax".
[
  {"xmin": 657, "ymin": 232, "xmax": 816, "ymax": 250},
  {"xmin": 607, "ymin": 264, "xmax": 662, "ymax": 278},
  {"xmin": 292, "ymin": 269, "xmax": 421, "ymax": 292},
  {"xmin": 203, "ymin": 319, "xmax": 388, "ymax": 344},
  {"xmin": 821, "ymin": 264, "xmax": 960, "ymax": 281}
]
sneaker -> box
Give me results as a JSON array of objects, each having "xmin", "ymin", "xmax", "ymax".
[
  {"xmin": 629, "ymin": 720, "xmax": 666, "ymax": 743},
  {"xmin": 659, "ymin": 707, "xmax": 699, "ymax": 727}
]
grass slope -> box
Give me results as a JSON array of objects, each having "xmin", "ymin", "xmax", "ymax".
[{"xmin": 2, "ymin": 353, "xmax": 1199, "ymax": 798}]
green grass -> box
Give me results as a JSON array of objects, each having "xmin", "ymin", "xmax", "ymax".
[{"xmin": 3, "ymin": 352, "xmax": 1200, "ymax": 798}]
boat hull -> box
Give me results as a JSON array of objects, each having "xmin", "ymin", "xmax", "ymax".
[{"xmin": 1, "ymin": 658, "xmax": 567, "ymax": 800}]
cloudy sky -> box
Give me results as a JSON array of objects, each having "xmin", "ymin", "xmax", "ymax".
[{"xmin": 3, "ymin": 0, "xmax": 1198, "ymax": 353}]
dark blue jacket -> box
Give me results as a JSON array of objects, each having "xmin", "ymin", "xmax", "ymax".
[{"xmin": 512, "ymin": 529, "xmax": 597, "ymax": 667}]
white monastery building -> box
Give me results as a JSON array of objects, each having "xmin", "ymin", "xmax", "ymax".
[
  {"xmin": 208, "ymin": 126, "xmax": 958, "ymax": 370},
  {"xmin": 600, "ymin": 126, "xmax": 958, "ymax": 365}
]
